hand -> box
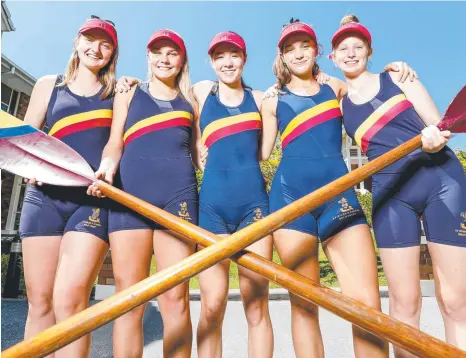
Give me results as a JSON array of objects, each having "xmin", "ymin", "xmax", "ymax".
[
  {"xmin": 316, "ymin": 70, "xmax": 330, "ymax": 85},
  {"xmin": 421, "ymin": 125, "xmax": 451, "ymax": 153},
  {"xmin": 86, "ymin": 158, "xmax": 117, "ymax": 197},
  {"xmin": 383, "ymin": 61, "xmax": 418, "ymax": 83},
  {"xmin": 23, "ymin": 178, "xmax": 43, "ymax": 186},
  {"xmin": 200, "ymin": 145, "xmax": 208, "ymax": 169},
  {"xmin": 115, "ymin": 76, "xmax": 140, "ymax": 93},
  {"xmin": 263, "ymin": 84, "xmax": 280, "ymax": 99}
]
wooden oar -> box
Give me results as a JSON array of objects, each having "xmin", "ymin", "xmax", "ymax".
[{"xmin": 1, "ymin": 86, "xmax": 466, "ymax": 358}]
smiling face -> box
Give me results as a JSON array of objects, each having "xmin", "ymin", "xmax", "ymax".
[
  {"xmin": 210, "ymin": 43, "xmax": 246, "ymax": 85},
  {"xmin": 76, "ymin": 29, "xmax": 115, "ymax": 71},
  {"xmin": 333, "ymin": 34, "xmax": 372, "ymax": 77},
  {"xmin": 147, "ymin": 39, "xmax": 184, "ymax": 81},
  {"xmin": 281, "ymin": 33, "xmax": 317, "ymax": 77}
]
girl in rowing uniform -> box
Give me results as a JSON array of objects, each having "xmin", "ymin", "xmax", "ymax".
[
  {"xmin": 88, "ymin": 29, "xmax": 198, "ymax": 358},
  {"xmin": 115, "ymin": 32, "xmax": 275, "ymax": 358},
  {"xmin": 192, "ymin": 31, "xmax": 274, "ymax": 358},
  {"xmin": 261, "ymin": 19, "xmax": 416, "ymax": 358},
  {"xmin": 332, "ymin": 14, "xmax": 466, "ymax": 356},
  {"xmin": 19, "ymin": 16, "xmax": 118, "ymax": 357}
]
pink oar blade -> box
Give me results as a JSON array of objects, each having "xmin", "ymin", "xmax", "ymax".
[
  {"xmin": 438, "ymin": 85, "xmax": 466, "ymax": 132},
  {"xmin": 0, "ymin": 139, "xmax": 93, "ymax": 186},
  {"xmin": 0, "ymin": 111, "xmax": 95, "ymax": 186}
]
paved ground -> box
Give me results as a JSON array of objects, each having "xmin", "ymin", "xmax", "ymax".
[{"xmin": 2, "ymin": 298, "xmax": 445, "ymax": 357}]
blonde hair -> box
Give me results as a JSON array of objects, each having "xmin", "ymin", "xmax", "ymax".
[
  {"xmin": 332, "ymin": 14, "xmax": 372, "ymax": 57},
  {"xmin": 340, "ymin": 14, "xmax": 360, "ymax": 25},
  {"xmin": 147, "ymin": 52, "xmax": 197, "ymax": 117},
  {"xmin": 272, "ymin": 44, "xmax": 321, "ymax": 89},
  {"xmin": 58, "ymin": 34, "xmax": 118, "ymax": 100}
]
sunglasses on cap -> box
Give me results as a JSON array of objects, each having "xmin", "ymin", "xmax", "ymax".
[{"xmin": 90, "ymin": 15, "xmax": 115, "ymax": 28}]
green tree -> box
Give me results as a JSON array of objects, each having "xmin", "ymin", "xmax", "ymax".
[
  {"xmin": 260, "ymin": 140, "xmax": 282, "ymax": 192},
  {"xmin": 455, "ymin": 147, "xmax": 466, "ymax": 172},
  {"xmin": 356, "ymin": 190, "xmax": 373, "ymax": 227}
]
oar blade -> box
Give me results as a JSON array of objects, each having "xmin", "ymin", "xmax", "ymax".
[
  {"xmin": 438, "ymin": 85, "xmax": 466, "ymax": 133},
  {"xmin": 0, "ymin": 139, "xmax": 92, "ymax": 186},
  {"xmin": 0, "ymin": 111, "xmax": 95, "ymax": 186}
]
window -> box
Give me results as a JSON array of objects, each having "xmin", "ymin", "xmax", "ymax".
[
  {"xmin": 1, "ymin": 83, "xmax": 13, "ymax": 111},
  {"xmin": 1, "ymin": 83, "xmax": 18, "ymax": 114}
]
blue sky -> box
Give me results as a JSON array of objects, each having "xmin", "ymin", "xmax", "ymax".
[{"xmin": 2, "ymin": 1, "xmax": 465, "ymax": 149}]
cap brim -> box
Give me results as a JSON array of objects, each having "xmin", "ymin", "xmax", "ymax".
[
  {"xmin": 80, "ymin": 26, "xmax": 117, "ymax": 47},
  {"xmin": 208, "ymin": 40, "xmax": 245, "ymax": 54},
  {"xmin": 147, "ymin": 36, "xmax": 185, "ymax": 53},
  {"xmin": 278, "ymin": 30, "xmax": 316, "ymax": 48}
]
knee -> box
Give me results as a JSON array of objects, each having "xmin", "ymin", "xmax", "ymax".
[
  {"xmin": 343, "ymin": 287, "xmax": 382, "ymax": 311},
  {"xmin": 114, "ymin": 273, "xmax": 142, "ymax": 292},
  {"xmin": 158, "ymin": 287, "xmax": 190, "ymax": 320},
  {"xmin": 201, "ymin": 295, "xmax": 228, "ymax": 325},
  {"xmin": 53, "ymin": 285, "xmax": 89, "ymax": 318},
  {"xmin": 290, "ymin": 294, "xmax": 319, "ymax": 317},
  {"xmin": 243, "ymin": 297, "xmax": 269, "ymax": 327},
  {"xmin": 438, "ymin": 291, "xmax": 466, "ymax": 322},
  {"xmin": 389, "ymin": 289, "xmax": 422, "ymax": 317},
  {"xmin": 27, "ymin": 291, "xmax": 54, "ymax": 320},
  {"xmin": 241, "ymin": 285, "xmax": 269, "ymax": 327}
]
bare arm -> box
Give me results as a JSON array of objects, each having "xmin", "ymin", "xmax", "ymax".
[
  {"xmin": 190, "ymin": 98, "xmax": 206, "ymax": 172},
  {"xmin": 327, "ymin": 77, "xmax": 348, "ymax": 101},
  {"xmin": 390, "ymin": 72, "xmax": 449, "ymax": 152},
  {"xmin": 190, "ymin": 80, "xmax": 216, "ymax": 171},
  {"xmin": 391, "ymin": 72, "xmax": 441, "ymax": 125},
  {"xmin": 115, "ymin": 76, "xmax": 141, "ymax": 93},
  {"xmin": 192, "ymin": 80, "xmax": 215, "ymax": 113},
  {"xmin": 87, "ymin": 87, "xmax": 135, "ymax": 196},
  {"xmin": 23, "ymin": 75, "xmax": 57, "ymax": 129},
  {"xmin": 259, "ymin": 96, "xmax": 279, "ymax": 161}
]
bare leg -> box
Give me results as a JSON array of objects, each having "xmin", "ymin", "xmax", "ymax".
[
  {"xmin": 110, "ymin": 229, "xmax": 153, "ymax": 358},
  {"xmin": 153, "ymin": 230, "xmax": 195, "ymax": 358},
  {"xmin": 22, "ymin": 236, "xmax": 61, "ymax": 358},
  {"xmin": 238, "ymin": 234, "xmax": 274, "ymax": 358},
  {"xmin": 379, "ymin": 246, "xmax": 421, "ymax": 358},
  {"xmin": 274, "ymin": 229, "xmax": 324, "ymax": 358},
  {"xmin": 429, "ymin": 242, "xmax": 466, "ymax": 350},
  {"xmin": 53, "ymin": 232, "xmax": 108, "ymax": 358},
  {"xmin": 323, "ymin": 224, "xmax": 388, "ymax": 358},
  {"xmin": 197, "ymin": 235, "xmax": 230, "ymax": 358}
]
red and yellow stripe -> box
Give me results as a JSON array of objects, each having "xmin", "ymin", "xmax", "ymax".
[
  {"xmin": 49, "ymin": 109, "xmax": 112, "ymax": 139},
  {"xmin": 281, "ymin": 99, "xmax": 341, "ymax": 148},
  {"xmin": 354, "ymin": 94, "xmax": 412, "ymax": 152},
  {"xmin": 124, "ymin": 111, "xmax": 192, "ymax": 146},
  {"xmin": 202, "ymin": 112, "xmax": 261, "ymax": 148}
]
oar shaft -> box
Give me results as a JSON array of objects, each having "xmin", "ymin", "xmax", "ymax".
[{"xmin": 3, "ymin": 134, "xmax": 463, "ymax": 357}]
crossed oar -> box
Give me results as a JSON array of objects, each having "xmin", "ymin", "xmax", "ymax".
[{"xmin": 1, "ymin": 86, "xmax": 465, "ymax": 358}]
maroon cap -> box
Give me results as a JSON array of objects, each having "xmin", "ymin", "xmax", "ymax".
[
  {"xmin": 208, "ymin": 31, "xmax": 246, "ymax": 55},
  {"xmin": 79, "ymin": 18, "xmax": 118, "ymax": 48},
  {"xmin": 278, "ymin": 22, "xmax": 317, "ymax": 49},
  {"xmin": 147, "ymin": 29, "xmax": 186, "ymax": 54},
  {"xmin": 331, "ymin": 22, "xmax": 372, "ymax": 48}
]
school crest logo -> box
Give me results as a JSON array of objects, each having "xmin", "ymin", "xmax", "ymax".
[
  {"xmin": 88, "ymin": 208, "xmax": 101, "ymax": 223},
  {"xmin": 178, "ymin": 202, "xmax": 192, "ymax": 221},
  {"xmin": 253, "ymin": 208, "xmax": 263, "ymax": 222},
  {"xmin": 461, "ymin": 212, "xmax": 466, "ymax": 230},
  {"xmin": 339, "ymin": 198, "xmax": 354, "ymax": 213}
]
